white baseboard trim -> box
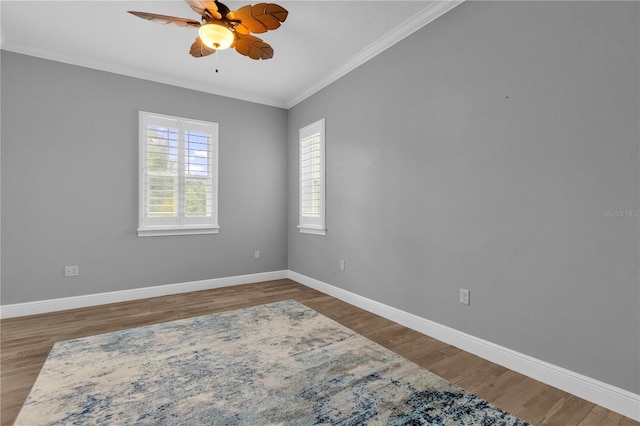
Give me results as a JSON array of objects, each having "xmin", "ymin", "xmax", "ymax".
[
  {"xmin": 288, "ymin": 270, "xmax": 640, "ymax": 421},
  {"xmin": 2, "ymin": 270, "xmax": 637, "ymax": 420},
  {"xmin": 0, "ymin": 270, "xmax": 288, "ymax": 319}
]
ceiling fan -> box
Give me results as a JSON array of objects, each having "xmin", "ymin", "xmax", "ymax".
[{"xmin": 128, "ymin": 0, "xmax": 288, "ymax": 60}]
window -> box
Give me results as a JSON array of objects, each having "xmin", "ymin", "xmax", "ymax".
[
  {"xmin": 138, "ymin": 111, "xmax": 219, "ymax": 237},
  {"xmin": 298, "ymin": 118, "xmax": 326, "ymax": 235}
]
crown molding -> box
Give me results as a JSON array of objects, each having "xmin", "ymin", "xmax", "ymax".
[
  {"xmin": 0, "ymin": 40, "xmax": 288, "ymax": 109},
  {"xmin": 285, "ymin": 0, "xmax": 465, "ymax": 109},
  {"xmin": 1, "ymin": 1, "xmax": 464, "ymax": 110}
]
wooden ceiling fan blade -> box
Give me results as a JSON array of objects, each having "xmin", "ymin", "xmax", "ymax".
[
  {"xmin": 233, "ymin": 3, "xmax": 288, "ymax": 34},
  {"xmin": 128, "ymin": 11, "xmax": 201, "ymax": 28},
  {"xmin": 234, "ymin": 34, "xmax": 273, "ymax": 60},
  {"xmin": 184, "ymin": 0, "xmax": 222, "ymax": 20},
  {"xmin": 190, "ymin": 37, "xmax": 217, "ymax": 57},
  {"xmin": 263, "ymin": 3, "xmax": 288, "ymax": 22},
  {"xmin": 255, "ymin": 13, "xmax": 281, "ymax": 31}
]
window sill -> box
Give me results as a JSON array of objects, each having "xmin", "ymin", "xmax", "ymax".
[
  {"xmin": 298, "ymin": 225, "xmax": 326, "ymax": 236},
  {"xmin": 137, "ymin": 226, "xmax": 220, "ymax": 237}
]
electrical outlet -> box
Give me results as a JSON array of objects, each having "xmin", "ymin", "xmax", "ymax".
[
  {"xmin": 460, "ymin": 288, "xmax": 470, "ymax": 305},
  {"xmin": 254, "ymin": 250, "xmax": 260, "ymax": 259},
  {"xmin": 339, "ymin": 260, "xmax": 345, "ymax": 271},
  {"xmin": 64, "ymin": 265, "xmax": 79, "ymax": 277}
]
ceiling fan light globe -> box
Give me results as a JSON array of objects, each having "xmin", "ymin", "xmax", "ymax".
[{"xmin": 199, "ymin": 24, "xmax": 234, "ymax": 50}]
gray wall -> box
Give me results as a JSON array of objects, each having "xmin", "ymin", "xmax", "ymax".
[
  {"xmin": 1, "ymin": 51, "xmax": 288, "ymax": 304},
  {"xmin": 288, "ymin": 1, "xmax": 639, "ymax": 394},
  {"xmin": 2, "ymin": 0, "xmax": 638, "ymax": 397}
]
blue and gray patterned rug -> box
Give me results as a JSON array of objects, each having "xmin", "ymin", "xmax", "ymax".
[{"xmin": 15, "ymin": 300, "xmax": 529, "ymax": 425}]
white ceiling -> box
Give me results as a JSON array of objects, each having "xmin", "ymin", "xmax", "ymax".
[{"xmin": 1, "ymin": 1, "xmax": 462, "ymax": 108}]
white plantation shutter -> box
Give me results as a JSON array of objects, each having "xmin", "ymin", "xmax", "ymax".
[
  {"xmin": 143, "ymin": 115, "xmax": 179, "ymax": 226},
  {"xmin": 301, "ymin": 136, "xmax": 321, "ymax": 217},
  {"xmin": 138, "ymin": 111, "xmax": 219, "ymax": 237},
  {"xmin": 183, "ymin": 121, "xmax": 215, "ymax": 224},
  {"xmin": 298, "ymin": 119, "xmax": 326, "ymax": 235}
]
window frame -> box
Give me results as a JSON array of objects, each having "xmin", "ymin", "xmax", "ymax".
[
  {"xmin": 137, "ymin": 111, "xmax": 219, "ymax": 237},
  {"xmin": 298, "ymin": 118, "xmax": 326, "ymax": 236}
]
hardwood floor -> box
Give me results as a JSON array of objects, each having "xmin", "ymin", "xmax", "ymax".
[{"xmin": 1, "ymin": 279, "xmax": 637, "ymax": 426}]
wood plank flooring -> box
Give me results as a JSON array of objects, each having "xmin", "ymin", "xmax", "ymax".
[{"xmin": 1, "ymin": 279, "xmax": 637, "ymax": 426}]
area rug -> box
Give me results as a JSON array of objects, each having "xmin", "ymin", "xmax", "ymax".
[{"xmin": 15, "ymin": 300, "xmax": 530, "ymax": 425}]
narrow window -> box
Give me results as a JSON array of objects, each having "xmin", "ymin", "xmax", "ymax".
[
  {"xmin": 138, "ymin": 111, "xmax": 219, "ymax": 237},
  {"xmin": 298, "ymin": 118, "xmax": 326, "ymax": 235}
]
